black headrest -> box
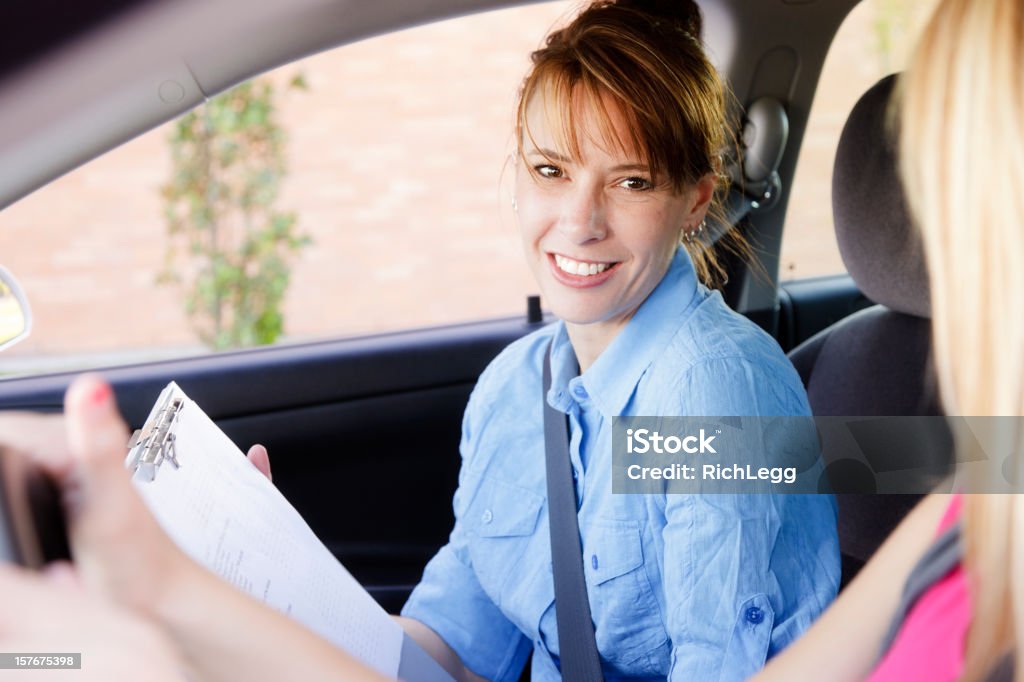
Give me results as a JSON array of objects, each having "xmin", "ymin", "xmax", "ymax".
[{"xmin": 832, "ymin": 74, "xmax": 930, "ymax": 318}]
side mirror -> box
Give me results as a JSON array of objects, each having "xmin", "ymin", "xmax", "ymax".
[{"xmin": 0, "ymin": 267, "xmax": 32, "ymax": 352}]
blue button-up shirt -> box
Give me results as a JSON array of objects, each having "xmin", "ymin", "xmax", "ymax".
[{"xmin": 402, "ymin": 248, "xmax": 839, "ymax": 681}]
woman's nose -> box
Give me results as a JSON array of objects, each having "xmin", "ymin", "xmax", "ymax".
[{"xmin": 557, "ymin": 185, "xmax": 607, "ymax": 243}]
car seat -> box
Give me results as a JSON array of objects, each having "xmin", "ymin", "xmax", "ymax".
[{"xmin": 787, "ymin": 74, "xmax": 940, "ymax": 586}]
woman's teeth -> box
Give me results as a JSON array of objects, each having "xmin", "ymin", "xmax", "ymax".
[{"xmin": 554, "ymin": 254, "xmax": 612, "ymax": 276}]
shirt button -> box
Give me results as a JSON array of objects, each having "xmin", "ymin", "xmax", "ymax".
[
  {"xmin": 481, "ymin": 509, "xmax": 493, "ymax": 524},
  {"xmin": 745, "ymin": 606, "xmax": 765, "ymax": 625},
  {"xmin": 591, "ymin": 554, "xmax": 599, "ymax": 570},
  {"xmin": 572, "ymin": 468, "xmax": 579, "ymax": 481},
  {"xmin": 572, "ymin": 385, "xmax": 588, "ymax": 400}
]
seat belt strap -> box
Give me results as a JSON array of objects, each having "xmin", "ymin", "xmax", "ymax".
[{"xmin": 543, "ymin": 340, "xmax": 605, "ymax": 682}]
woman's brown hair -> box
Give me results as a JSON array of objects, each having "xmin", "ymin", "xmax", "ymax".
[{"xmin": 515, "ymin": 0, "xmax": 751, "ymax": 287}]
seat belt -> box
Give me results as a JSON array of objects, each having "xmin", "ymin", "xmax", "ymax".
[{"xmin": 543, "ymin": 341, "xmax": 605, "ymax": 682}]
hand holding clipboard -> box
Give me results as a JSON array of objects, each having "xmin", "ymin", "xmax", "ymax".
[{"xmin": 0, "ymin": 376, "xmax": 447, "ymax": 681}]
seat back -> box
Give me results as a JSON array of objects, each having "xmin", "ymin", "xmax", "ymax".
[{"xmin": 788, "ymin": 74, "xmax": 940, "ymax": 585}]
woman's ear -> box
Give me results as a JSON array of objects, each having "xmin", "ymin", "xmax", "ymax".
[{"xmin": 688, "ymin": 173, "xmax": 716, "ymax": 223}]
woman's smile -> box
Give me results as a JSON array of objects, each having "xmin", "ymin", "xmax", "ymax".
[{"xmin": 548, "ymin": 253, "xmax": 621, "ymax": 287}]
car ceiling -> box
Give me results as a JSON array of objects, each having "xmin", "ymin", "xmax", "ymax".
[
  {"xmin": 0, "ymin": 0, "xmax": 862, "ymax": 310},
  {"xmin": 0, "ymin": 0, "xmax": 159, "ymax": 82}
]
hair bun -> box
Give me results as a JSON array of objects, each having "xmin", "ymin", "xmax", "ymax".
[{"xmin": 613, "ymin": 0, "xmax": 703, "ymax": 39}]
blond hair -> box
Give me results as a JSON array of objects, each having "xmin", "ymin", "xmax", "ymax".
[
  {"xmin": 900, "ymin": 0, "xmax": 1024, "ymax": 678},
  {"xmin": 515, "ymin": 0, "xmax": 751, "ymax": 288}
]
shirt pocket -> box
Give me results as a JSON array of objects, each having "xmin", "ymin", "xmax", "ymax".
[
  {"xmin": 465, "ymin": 474, "xmax": 545, "ymax": 606},
  {"xmin": 718, "ymin": 594, "xmax": 775, "ymax": 682},
  {"xmin": 584, "ymin": 519, "xmax": 669, "ymax": 674}
]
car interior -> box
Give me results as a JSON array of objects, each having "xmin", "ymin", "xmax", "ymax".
[{"xmin": 0, "ymin": 0, "xmax": 930, "ymax": 644}]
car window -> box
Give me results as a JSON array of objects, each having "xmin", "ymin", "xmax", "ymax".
[
  {"xmin": 0, "ymin": 1, "xmax": 576, "ymax": 377},
  {"xmin": 780, "ymin": 0, "xmax": 940, "ymax": 281}
]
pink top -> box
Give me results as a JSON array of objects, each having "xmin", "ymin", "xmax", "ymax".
[{"xmin": 866, "ymin": 495, "xmax": 969, "ymax": 682}]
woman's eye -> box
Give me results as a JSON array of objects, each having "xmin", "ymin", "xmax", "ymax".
[
  {"xmin": 619, "ymin": 176, "xmax": 653, "ymax": 191},
  {"xmin": 534, "ymin": 164, "xmax": 563, "ymax": 179}
]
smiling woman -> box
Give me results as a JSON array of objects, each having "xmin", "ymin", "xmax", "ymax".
[
  {"xmin": 514, "ymin": 0, "xmax": 746, "ymax": 295},
  {"xmin": 515, "ymin": 91, "xmax": 709, "ymax": 370},
  {"xmin": 396, "ymin": 2, "xmax": 840, "ymax": 680}
]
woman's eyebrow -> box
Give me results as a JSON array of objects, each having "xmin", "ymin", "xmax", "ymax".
[
  {"xmin": 610, "ymin": 163, "xmax": 650, "ymax": 173},
  {"xmin": 527, "ymin": 147, "xmax": 572, "ymax": 163},
  {"xmin": 527, "ymin": 148, "xmax": 649, "ymax": 173}
]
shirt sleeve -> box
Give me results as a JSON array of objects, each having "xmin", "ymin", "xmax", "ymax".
[
  {"xmin": 401, "ymin": 381, "xmax": 533, "ymax": 682},
  {"xmin": 661, "ymin": 356, "xmax": 838, "ymax": 682}
]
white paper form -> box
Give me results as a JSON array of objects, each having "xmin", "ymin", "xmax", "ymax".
[{"xmin": 129, "ymin": 383, "xmax": 403, "ymax": 678}]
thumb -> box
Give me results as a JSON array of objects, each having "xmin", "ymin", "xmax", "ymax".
[
  {"xmin": 61, "ymin": 376, "xmax": 143, "ymax": 567},
  {"xmin": 64, "ymin": 375, "xmax": 129, "ymax": 469},
  {"xmin": 246, "ymin": 444, "xmax": 272, "ymax": 482},
  {"xmin": 63, "ymin": 375, "xmax": 132, "ymax": 509},
  {"xmin": 60, "ymin": 375, "xmax": 190, "ymax": 614}
]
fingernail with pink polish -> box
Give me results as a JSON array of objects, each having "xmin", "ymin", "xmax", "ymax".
[{"xmin": 89, "ymin": 382, "xmax": 111, "ymax": 407}]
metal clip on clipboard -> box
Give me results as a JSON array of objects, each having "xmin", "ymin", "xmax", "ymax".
[{"xmin": 126, "ymin": 384, "xmax": 185, "ymax": 482}]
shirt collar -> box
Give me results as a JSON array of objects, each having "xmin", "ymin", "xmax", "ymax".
[{"xmin": 545, "ymin": 247, "xmax": 700, "ymax": 417}]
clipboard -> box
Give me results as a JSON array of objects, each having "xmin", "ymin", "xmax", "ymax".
[{"xmin": 125, "ymin": 382, "xmax": 454, "ymax": 682}]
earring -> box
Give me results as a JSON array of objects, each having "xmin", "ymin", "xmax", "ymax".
[{"xmin": 683, "ymin": 219, "xmax": 706, "ymax": 243}]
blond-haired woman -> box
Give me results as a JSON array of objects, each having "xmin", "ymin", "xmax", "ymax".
[{"xmin": 755, "ymin": 0, "xmax": 1024, "ymax": 680}]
